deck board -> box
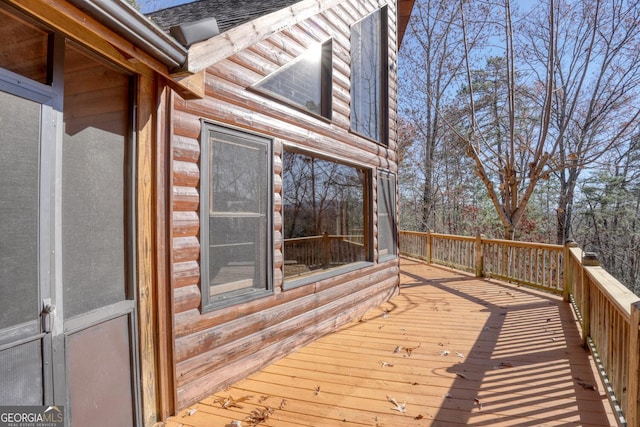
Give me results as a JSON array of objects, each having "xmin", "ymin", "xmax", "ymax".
[{"xmin": 164, "ymin": 258, "xmax": 618, "ymax": 426}]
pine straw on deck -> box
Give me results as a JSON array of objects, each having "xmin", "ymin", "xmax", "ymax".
[{"xmin": 165, "ymin": 258, "xmax": 617, "ymax": 427}]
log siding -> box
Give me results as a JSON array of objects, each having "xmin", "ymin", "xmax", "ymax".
[{"xmin": 170, "ymin": 0, "xmax": 400, "ymax": 409}]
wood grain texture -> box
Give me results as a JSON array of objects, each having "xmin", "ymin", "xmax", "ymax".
[{"xmin": 165, "ymin": 259, "xmax": 618, "ymax": 426}]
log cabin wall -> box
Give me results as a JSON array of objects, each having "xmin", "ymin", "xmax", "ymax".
[{"xmin": 170, "ymin": 0, "xmax": 401, "ymax": 409}]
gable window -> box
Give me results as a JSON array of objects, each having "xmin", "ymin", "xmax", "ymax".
[
  {"xmin": 200, "ymin": 124, "xmax": 272, "ymax": 310},
  {"xmin": 253, "ymin": 40, "xmax": 332, "ymax": 119},
  {"xmin": 350, "ymin": 7, "xmax": 388, "ymax": 143},
  {"xmin": 282, "ymin": 150, "xmax": 371, "ymax": 287},
  {"xmin": 377, "ymin": 170, "xmax": 397, "ymax": 260}
]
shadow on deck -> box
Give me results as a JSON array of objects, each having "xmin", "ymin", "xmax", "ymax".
[{"xmin": 165, "ymin": 257, "xmax": 617, "ymax": 426}]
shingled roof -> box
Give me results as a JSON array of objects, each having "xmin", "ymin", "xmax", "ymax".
[{"xmin": 147, "ymin": 0, "xmax": 303, "ymax": 34}]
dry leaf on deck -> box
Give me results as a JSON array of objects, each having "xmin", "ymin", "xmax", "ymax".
[
  {"xmin": 405, "ymin": 343, "xmax": 421, "ymax": 357},
  {"xmin": 455, "ymin": 372, "xmax": 467, "ymax": 379},
  {"xmin": 381, "ymin": 361, "xmax": 394, "ymax": 367},
  {"xmin": 184, "ymin": 408, "xmax": 197, "ymax": 417},
  {"xmin": 393, "ymin": 345, "xmax": 403, "ymax": 353},
  {"xmin": 314, "ymin": 386, "xmax": 321, "ymax": 396},
  {"xmin": 386, "ymin": 395, "xmax": 407, "ymax": 413},
  {"xmin": 456, "ymin": 351, "xmax": 464, "ymax": 358},
  {"xmin": 474, "ymin": 397, "xmax": 483, "ymax": 410},
  {"xmin": 245, "ymin": 407, "xmax": 274, "ymax": 426},
  {"xmin": 216, "ymin": 395, "xmax": 253, "ymax": 409},
  {"xmin": 439, "ymin": 350, "xmax": 450, "ymax": 356}
]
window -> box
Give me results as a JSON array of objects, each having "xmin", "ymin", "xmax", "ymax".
[
  {"xmin": 282, "ymin": 150, "xmax": 371, "ymax": 285},
  {"xmin": 350, "ymin": 7, "xmax": 388, "ymax": 143},
  {"xmin": 377, "ymin": 171, "xmax": 397, "ymax": 260},
  {"xmin": 200, "ymin": 124, "xmax": 272, "ymax": 310},
  {"xmin": 253, "ymin": 40, "xmax": 332, "ymax": 119}
]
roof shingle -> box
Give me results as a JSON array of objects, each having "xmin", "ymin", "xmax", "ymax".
[{"xmin": 147, "ymin": 0, "xmax": 303, "ymax": 34}]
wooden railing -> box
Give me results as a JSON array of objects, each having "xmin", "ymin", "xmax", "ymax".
[
  {"xmin": 399, "ymin": 231, "xmax": 640, "ymax": 426},
  {"xmin": 283, "ymin": 234, "xmax": 364, "ymax": 277}
]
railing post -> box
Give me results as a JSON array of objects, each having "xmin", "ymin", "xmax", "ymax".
[
  {"xmin": 581, "ymin": 252, "xmax": 599, "ymax": 348},
  {"xmin": 426, "ymin": 230, "xmax": 433, "ymax": 264},
  {"xmin": 475, "ymin": 233, "xmax": 485, "ymax": 277},
  {"xmin": 628, "ymin": 301, "xmax": 640, "ymax": 427},
  {"xmin": 322, "ymin": 232, "xmax": 331, "ymax": 268},
  {"xmin": 563, "ymin": 240, "xmax": 578, "ymax": 302}
]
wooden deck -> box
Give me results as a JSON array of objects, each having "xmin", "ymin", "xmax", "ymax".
[{"xmin": 164, "ymin": 258, "xmax": 618, "ymax": 426}]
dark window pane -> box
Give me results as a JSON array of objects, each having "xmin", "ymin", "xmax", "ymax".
[
  {"xmin": 0, "ymin": 91, "xmax": 40, "ymax": 329},
  {"xmin": 350, "ymin": 10, "xmax": 385, "ymax": 142},
  {"xmin": 204, "ymin": 128, "xmax": 270, "ymax": 302},
  {"xmin": 378, "ymin": 171, "xmax": 397, "ymax": 258},
  {"xmin": 254, "ymin": 41, "xmax": 331, "ymax": 118},
  {"xmin": 62, "ymin": 44, "xmax": 130, "ymax": 318},
  {"xmin": 0, "ymin": 8, "xmax": 49, "ymax": 84},
  {"xmin": 283, "ymin": 151, "xmax": 367, "ymax": 279}
]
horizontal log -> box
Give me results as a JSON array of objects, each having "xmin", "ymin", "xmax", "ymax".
[
  {"xmin": 174, "ymin": 284, "xmax": 201, "ymax": 314},
  {"xmin": 173, "ymin": 260, "xmax": 200, "ymax": 289},
  {"xmin": 273, "ymin": 174, "xmax": 283, "ymax": 193},
  {"xmin": 173, "ymin": 135, "xmax": 200, "ymax": 163},
  {"xmin": 174, "ymin": 110, "xmax": 201, "ymax": 139},
  {"xmin": 274, "ymin": 231, "xmax": 282, "ymax": 250},
  {"xmin": 176, "ymin": 274, "xmax": 398, "ymax": 388},
  {"xmin": 173, "ymin": 211, "xmax": 199, "ymax": 237},
  {"xmin": 173, "ymin": 260, "xmax": 395, "ymax": 338},
  {"xmin": 273, "ymin": 193, "xmax": 282, "ymax": 212},
  {"xmin": 178, "ymin": 78, "xmax": 398, "ymax": 165},
  {"xmin": 173, "ymin": 236, "xmax": 200, "ymax": 263},
  {"xmin": 173, "ymin": 186, "xmax": 199, "ymax": 211},
  {"xmin": 176, "ymin": 277, "xmax": 397, "ymax": 408},
  {"xmin": 273, "ymin": 250, "xmax": 283, "ymax": 269},
  {"xmin": 174, "ymin": 264, "xmax": 399, "ymax": 361},
  {"xmin": 172, "ymin": 160, "xmax": 199, "ymax": 187}
]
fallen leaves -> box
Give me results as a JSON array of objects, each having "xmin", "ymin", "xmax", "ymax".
[
  {"xmin": 386, "ymin": 395, "xmax": 407, "ymax": 413},
  {"xmin": 245, "ymin": 407, "xmax": 273, "ymax": 426},
  {"xmin": 493, "ymin": 361, "xmax": 514, "ymax": 370},
  {"xmin": 214, "ymin": 395, "xmax": 253, "ymax": 409},
  {"xmin": 574, "ymin": 377, "xmax": 597, "ymax": 391}
]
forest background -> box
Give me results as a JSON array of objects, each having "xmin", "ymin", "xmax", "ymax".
[{"xmin": 397, "ymin": 0, "xmax": 640, "ymax": 296}]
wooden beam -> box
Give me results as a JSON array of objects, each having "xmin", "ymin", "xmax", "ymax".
[
  {"xmin": 137, "ymin": 73, "xmax": 159, "ymax": 426},
  {"xmin": 185, "ymin": 0, "xmax": 345, "ymax": 73}
]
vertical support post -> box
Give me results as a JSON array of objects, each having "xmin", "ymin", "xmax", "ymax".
[
  {"xmin": 563, "ymin": 240, "xmax": 578, "ymax": 302},
  {"xmin": 475, "ymin": 233, "xmax": 485, "ymax": 278},
  {"xmin": 581, "ymin": 252, "xmax": 599, "ymax": 348},
  {"xmin": 426, "ymin": 230, "xmax": 433, "ymax": 264},
  {"xmin": 628, "ymin": 301, "xmax": 640, "ymax": 427},
  {"xmin": 322, "ymin": 232, "xmax": 331, "ymax": 268}
]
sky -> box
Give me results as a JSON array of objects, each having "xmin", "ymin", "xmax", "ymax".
[{"xmin": 138, "ymin": 0, "xmax": 194, "ymax": 13}]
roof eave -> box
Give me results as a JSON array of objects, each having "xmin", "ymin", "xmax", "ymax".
[{"xmin": 67, "ymin": 0, "xmax": 188, "ymax": 71}]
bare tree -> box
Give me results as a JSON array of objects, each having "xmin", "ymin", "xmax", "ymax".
[
  {"xmin": 453, "ymin": 0, "xmax": 557, "ymax": 239},
  {"xmin": 399, "ymin": 0, "xmax": 490, "ymax": 231},
  {"xmin": 521, "ymin": 0, "xmax": 640, "ymax": 244}
]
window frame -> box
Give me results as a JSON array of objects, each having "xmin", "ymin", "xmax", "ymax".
[
  {"xmin": 251, "ymin": 39, "xmax": 333, "ymax": 121},
  {"xmin": 377, "ymin": 170, "xmax": 397, "ymax": 262},
  {"xmin": 349, "ymin": 7, "xmax": 389, "ymax": 145},
  {"xmin": 281, "ymin": 147, "xmax": 373, "ymax": 290},
  {"xmin": 199, "ymin": 123, "xmax": 274, "ymax": 311}
]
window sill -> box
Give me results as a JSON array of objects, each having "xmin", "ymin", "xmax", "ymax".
[
  {"xmin": 283, "ymin": 261, "xmax": 373, "ymax": 291},
  {"xmin": 201, "ymin": 288, "xmax": 273, "ymax": 313}
]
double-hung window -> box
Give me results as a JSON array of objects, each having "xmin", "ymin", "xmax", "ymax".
[
  {"xmin": 350, "ymin": 7, "xmax": 388, "ymax": 144},
  {"xmin": 200, "ymin": 124, "xmax": 272, "ymax": 310}
]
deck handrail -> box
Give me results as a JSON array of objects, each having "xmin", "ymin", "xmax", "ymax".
[{"xmin": 399, "ymin": 230, "xmax": 640, "ymax": 426}]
